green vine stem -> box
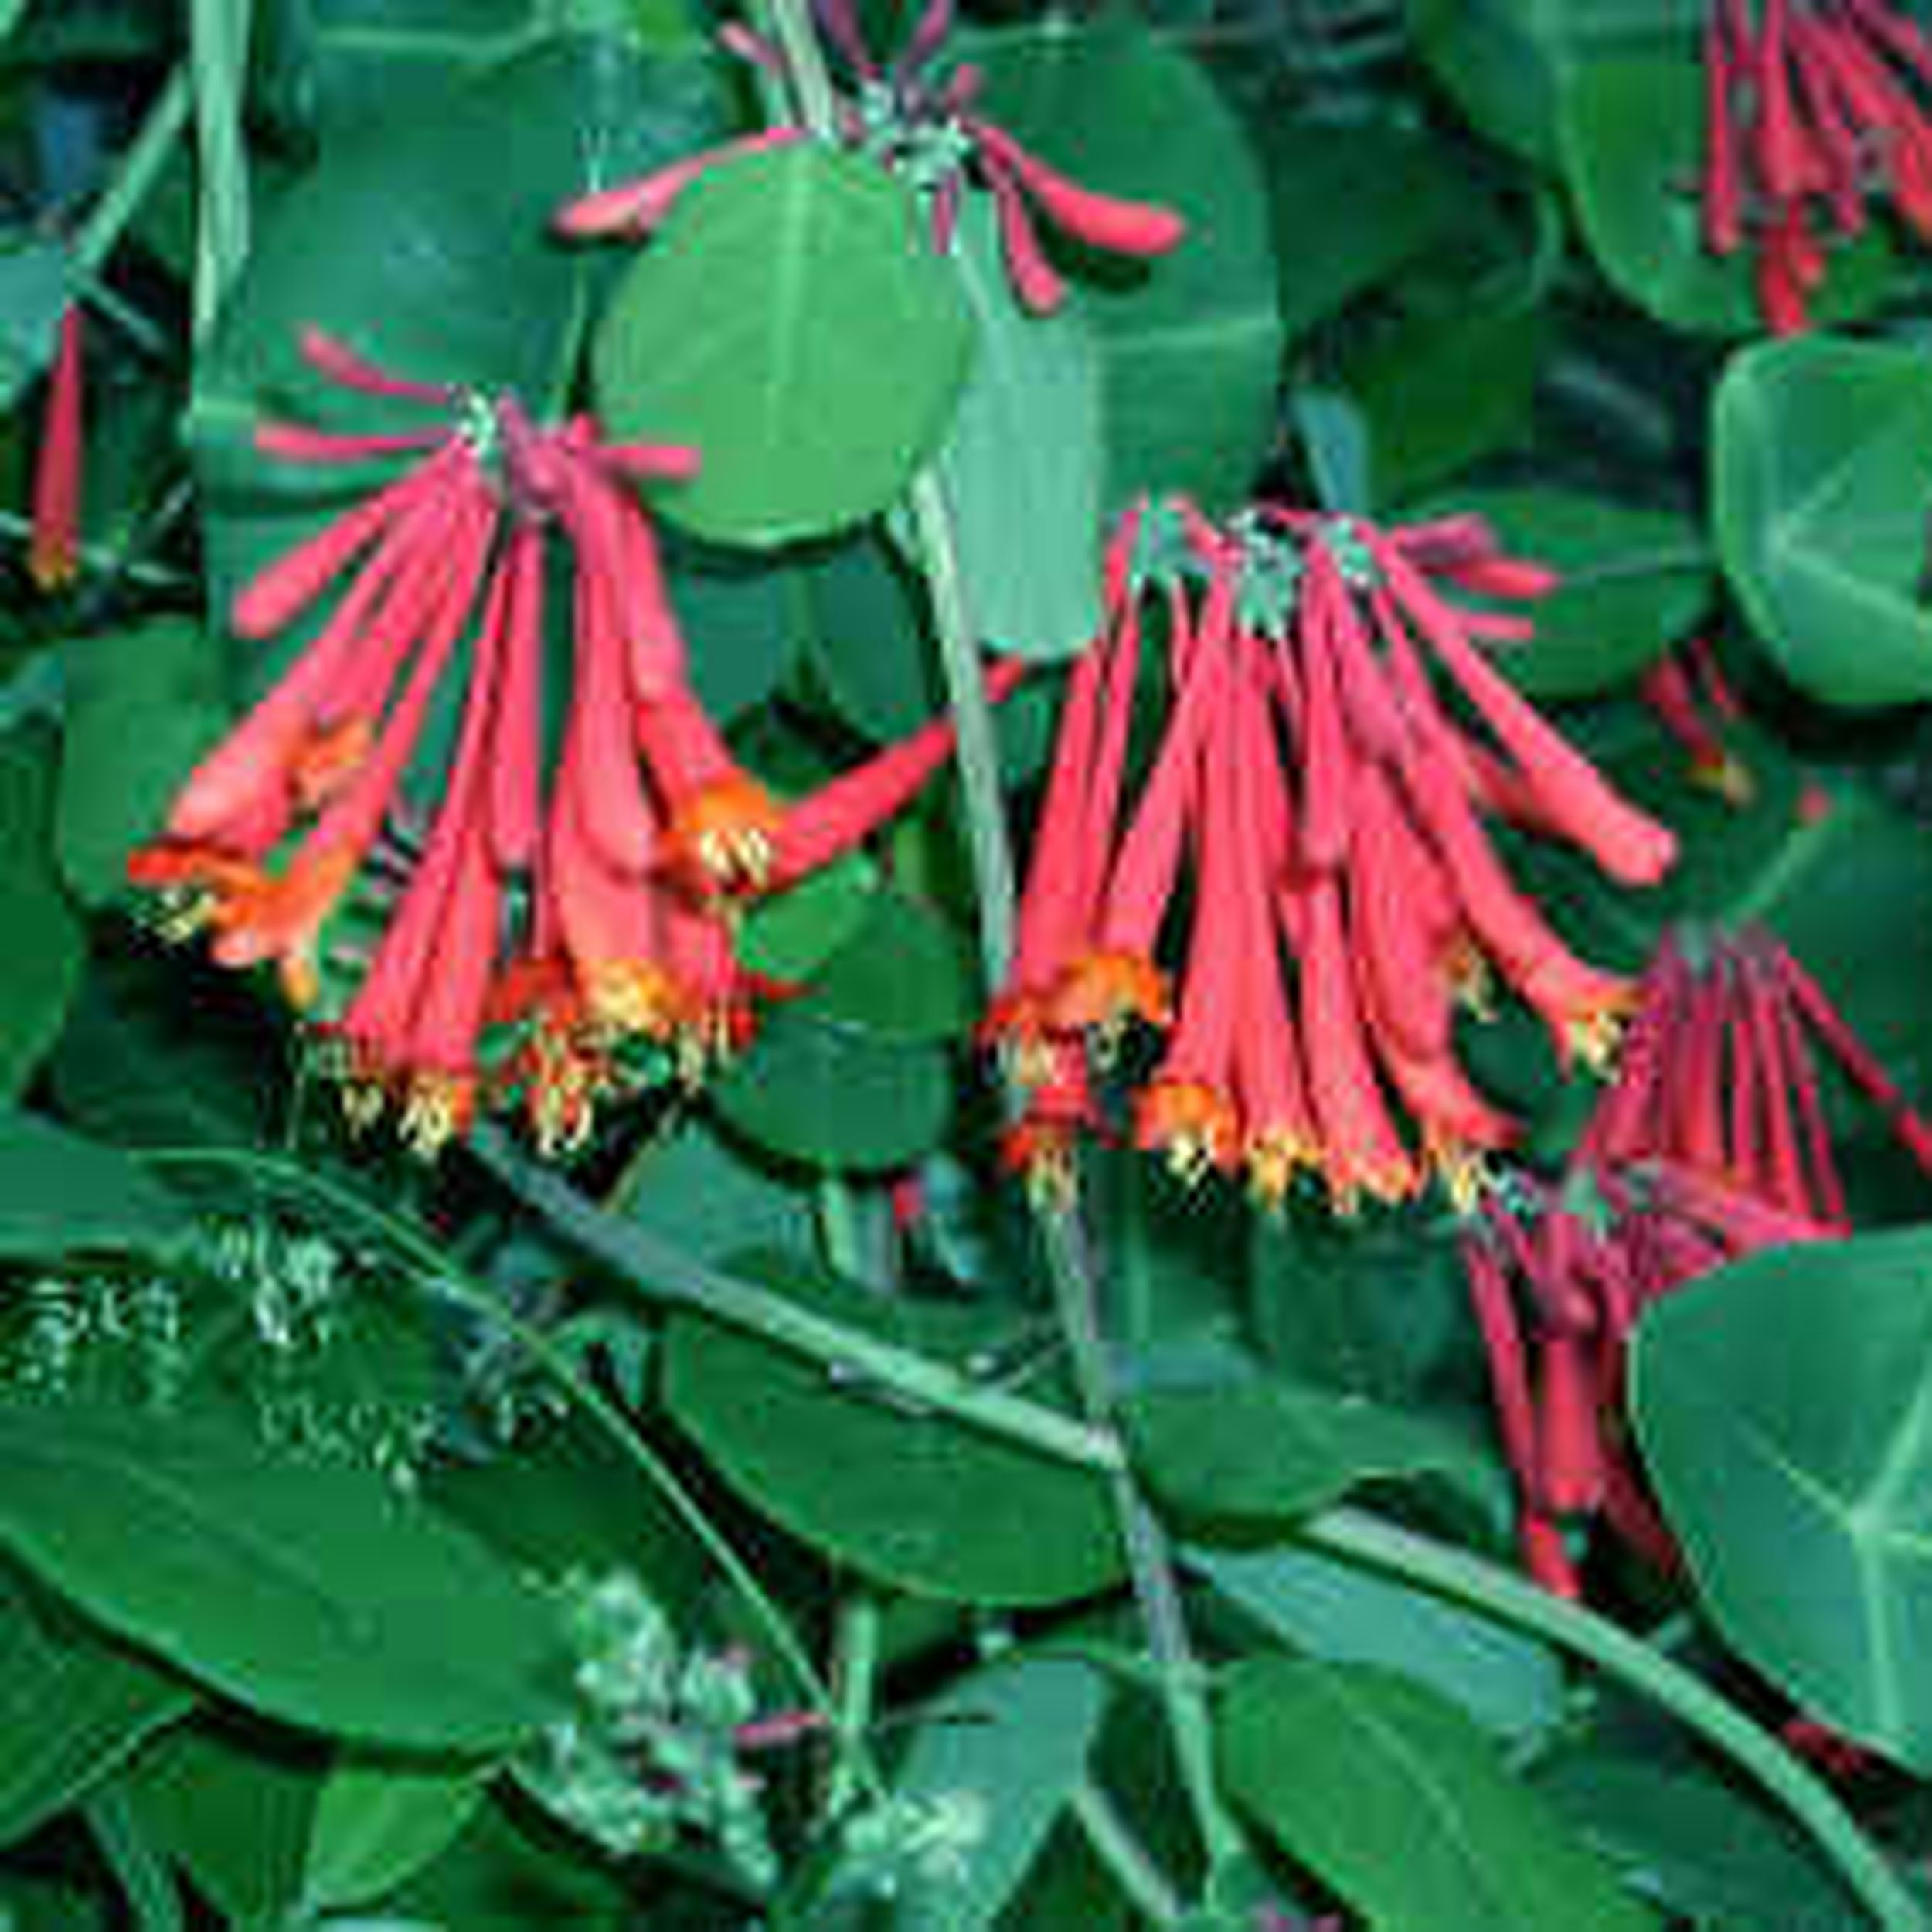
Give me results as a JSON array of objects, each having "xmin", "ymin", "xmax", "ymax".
[
  {"xmin": 189, "ymin": 0, "xmax": 253, "ymax": 338},
  {"xmin": 142, "ymin": 1145, "xmax": 869, "ymax": 1797},
  {"xmin": 735, "ymin": 0, "xmax": 1239, "ymax": 1872},
  {"xmin": 910, "ymin": 468, "xmax": 1022, "ymax": 987},
  {"xmin": 471, "ymin": 1125, "xmax": 1118, "ymax": 1474},
  {"xmin": 74, "ymin": 63, "xmax": 192, "ymax": 284},
  {"xmin": 1298, "ymin": 1507, "xmax": 1930, "ymax": 1932},
  {"xmin": 1070, "ymin": 1777, "xmax": 1184, "ymax": 1929}
]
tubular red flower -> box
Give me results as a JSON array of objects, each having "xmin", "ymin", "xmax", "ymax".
[
  {"xmin": 29, "ymin": 304, "xmax": 83, "ymax": 591},
  {"xmin": 968, "ymin": 119, "xmax": 1186, "ymax": 259},
  {"xmin": 553, "ymin": 128, "xmax": 808, "ymax": 238},
  {"xmin": 767, "ymin": 656, "xmax": 1028, "ymax": 888}
]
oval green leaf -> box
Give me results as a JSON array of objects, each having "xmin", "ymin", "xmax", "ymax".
[
  {"xmin": 1219, "ymin": 1657, "xmax": 1658, "ymax": 1932},
  {"xmin": 0, "ymin": 1403, "xmax": 563, "ymax": 1750},
  {"xmin": 56, "ymin": 619, "xmax": 229, "ymax": 906},
  {"xmin": 1632, "ymin": 1227, "xmax": 1932, "ymax": 1770},
  {"xmin": 304, "ymin": 1754, "xmax": 487, "ymax": 1913},
  {"xmin": 709, "ymin": 1006, "xmax": 954, "ymax": 1172},
  {"xmin": 1128, "ymin": 1376, "xmax": 1481, "ymax": 1526},
  {"xmin": 594, "ymin": 143, "xmax": 973, "ymax": 545},
  {"xmin": 662, "ymin": 1263, "xmax": 1121, "ymax": 1604},
  {"xmin": 1193, "ymin": 1544, "xmax": 1563, "ymax": 1744},
  {"xmin": 0, "ymin": 1111, "xmax": 187, "ymax": 1260},
  {"xmin": 886, "ymin": 1655, "xmax": 1107, "ymax": 1932}
]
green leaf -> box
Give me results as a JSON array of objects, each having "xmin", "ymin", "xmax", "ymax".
[
  {"xmin": 616, "ymin": 1115, "xmax": 816, "ymax": 1267},
  {"xmin": 664, "ymin": 547, "xmax": 799, "ymax": 729},
  {"xmin": 122, "ymin": 1723, "xmax": 319, "ymax": 1930},
  {"xmin": 662, "ymin": 1262, "xmax": 1121, "ymax": 1604},
  {"xmin": 384, "ymin": 1787, "xmax": 635, "ymax": 1925},
  {"xmin": 1259, "ymin": 119, "xmax": 1465, "ymax": 342},
  {"xmin": 737, "ymin": 855, "xmax": 876, "ymax": 984},
  {"xmin": 1408, "ymin": 0, "xmax": 1559, "ymax": 165},
  {"xmin": 0, "ymin": 1403, "xmax": 563, "ymax": 1750},
  {"xmin": 1535, "ymin": 1745, "xmax": 1862, "ymax": 1931},
  {"xmin": 803, "ymin": 887, "xmax": 976, "ymax": 1042},
  {"xmin": 1128, "ymin": 1376, "xmax": 1482, "ymax": 1525},
  {"xmin": 0, "ymin": 1568, "xmax": 195, "ymax": 1850},
  {"xmin": 0, "ymin": 1111, "xmax": 188, "ymax": 1260},
  {"xmin": 1343, "ymin": 295, "xmax": 1549, "ymax": 507},
  {"xmin": 887, "ymin": 1655, "xmax": 1107, "ymax": 1932},
  {"xmin": 795, "ymin": 534, "xmax": 941, "ymax": 742},
  {"xmin": 594, "ymin": 144, "xmax": 973, "ymax": 546},
  {"xmin": 1441, "ymin": 487, "xmax": 1712, "ymax": 699},
  {"xmin": 254, "ymin": 0, "xmax": 702, "ymax": 147},
  {"xmin": 1189, "ymin": 1544, "xmax": 1563, "ymax": 1744},
  {"xmin": 1632, "ymin": 1227, "xmax": 1932, "ymax": 1770},
  {"xmin": 303, "ymin": 1753, "xmax": 488, "ymax": 1913},
  {"xmin": 47, "ymin": 946, "xmax": 277, "ymax": 1153},
  {"xmin": 1219, "ymin": 1658, "xmax": 1658, "ymax": 1932},
  {"xmin": 0, "ymin": 236, "xmax": 73, "ymax": 410},
  {"xmin": 1713, "ymin": 336, "xmax": 1932, "ymax": 708},
  {"xmin": 709, "ymin": 1004, "xmax": 954, "ymax": 1172},
  {"xmin": 969, "ymin": 15, "xmax": 1281, "ymax": 511},
  {"xmin": 930, "ymin": 193, "xmax": 1103, "ymax": 662},
  {"xmin": 0, "ymin": 736, "xmax": 84, "ymax": 1098},
  {"xmin": 56, "ymin": 619, "xmax": 229, "ymax": 906}
]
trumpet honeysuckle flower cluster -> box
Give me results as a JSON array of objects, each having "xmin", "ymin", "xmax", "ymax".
[
  {"xmin": 1468, "ymin": 923, "xmax": 1932, "ymax": 1597},
  {"xmin": 556, "ymin": 0, "xmax": 1185, "ymax": 315},
  {"xmin": 985, "ymin": 498, "xmax": 1679, "ymax": 1213},
  {"xmin": 1701, "ymin": 0, "xmax": 1932, "ymax": 331},
  {"xmin": 130, "ymin": 327, "xmax": 1016, "ymax": 1155},
  {"xmin": 1464, "ymin": 1160, "xmax": 1828, "ymax": 1598}
]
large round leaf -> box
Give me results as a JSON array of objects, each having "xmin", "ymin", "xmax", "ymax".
[
  {"xmin": 594, "ymin": 144, "xmax": 973, "ymax": 545},
  {"xmin": 662, "ymin": 1262, "xmax": 1121, "ymax": 1605},
  {"xmin": 1632, "ymin": 1228, "xmax": 1932, "ymax": 1770},
  {"xmin": 1714, "ymin": 336, "xmax": 1932, "ymax": 707},
  {"xmin": 969, "ymin": 15, "xmax": 1280, "ymax": 512},
  {"xmin": 0, "ymin": 1403, "xmax": 563, "ymax": 1750}
]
